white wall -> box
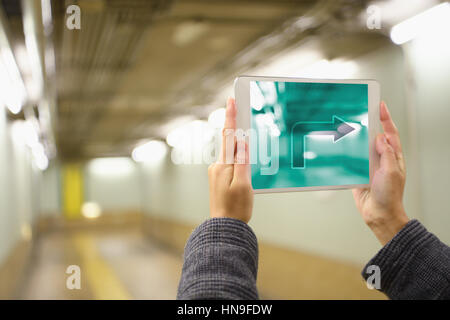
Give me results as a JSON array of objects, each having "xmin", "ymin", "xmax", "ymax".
[
  {"xmin": 140, "ymin": 44, "xmax": 426, "ymax": 265},
  {"xmin": 140, "ymin": 161, "xmax": 209, "ymax": 224},
  {"xmin": 84, "ymin": 157, "xmax": 142, "ymax": 212},
  {"xmin": 39, "ymin": 163, "xmax": 60, "ymax": 216},
  {"xmin": 38, "ymin": 157, "xmax": 143, "ymax": 216},
  {"xmin": 404, "ymin": 31, "xmax": 450, "ymax": 244},
  {"xmin": 0, "ymin": 108, "xmax": 39, "ymax": 265}
]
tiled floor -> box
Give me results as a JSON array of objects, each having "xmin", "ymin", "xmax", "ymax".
[{"xmin": 17, "ymin": 227, "xmax": 183, "ymax": 299}]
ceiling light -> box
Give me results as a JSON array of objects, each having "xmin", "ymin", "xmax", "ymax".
[
  {"xmin": 390, "ymin": 2, "xmax": 450, "ymax": 45},
  {"xmin": 166, "ymin": 120, "xmax": 213, "ymax": 148},
  {"xmin": 89, "ymin": 157, "xmax": 136, "ymax": 175},
  {"xmin": 304, "ymin": 151, "xmax": 317, "ymax": 160},
  {"xmin": 0, "ymin": 49, "xmax": 27, "ymax": 114},
  {"xmin": 34, "ymin": 150, "xmax": 49, "ymax": 171},
  {"xmin": 132, "ymin": 141, "xmax": 167, "ymax": 163},
  {"xmin": 23, "ymin": 121, "xmax": 40, "ymax": 148},
  {"xmin": 166, "ymin": 126, "xmax": 185, "ymax": 148},
  {"xmin": 173, "ymin": 22, "xmax": 209, "ymax": 47},
  {"xmin": 82, "ymin": 202, "xmax": 102, "ymax": 219},
  {"xmin": 160, "ymin": 115, "xmax": 196, "ymax": 140}
]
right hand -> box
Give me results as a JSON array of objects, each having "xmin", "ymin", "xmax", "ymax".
[{"xmin": 352, "ymin": 101, "xmax": 409, "ymax": 245}]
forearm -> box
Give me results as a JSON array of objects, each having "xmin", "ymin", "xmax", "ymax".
[
  {"xmin": 362, "ymin": 219, "xmax": 450, "ymax": 299},
  {"xmin": 177, "ymin": 218, "xmax": 259, "ymax": 300}
]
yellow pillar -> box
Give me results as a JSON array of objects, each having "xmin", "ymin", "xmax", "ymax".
[{"xmin": 62, "ymin": 163, "xmax": 83, "ymax": 219}]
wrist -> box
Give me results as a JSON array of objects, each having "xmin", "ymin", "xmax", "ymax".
[
  {"xmin": 210, "ymin": 211, "xmax": 251, "ymax": 224},
  {"xmin": 368, "ymin": 207, "xmax": 409, "ymax": 246}
]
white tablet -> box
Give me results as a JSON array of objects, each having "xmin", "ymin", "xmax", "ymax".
[{"xmin": 234, "ymin": 76, "xmax": 380, "ymax": 193}]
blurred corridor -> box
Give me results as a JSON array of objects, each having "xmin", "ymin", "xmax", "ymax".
[
  {"xmin": 1, "ymin": 0, "xmax": 450, "ymax": 300},
  {"xmin": 17, "ymin": 215, "xmax": 182, "ymax": 299}
]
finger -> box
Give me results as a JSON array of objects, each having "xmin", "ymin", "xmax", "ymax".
[
  {"xmin": 224, "ymin": 97, "xmax": 236, "ymax": 131},
  {"xmin": 376, "ymin": 133, "xmax": 398, "ymax": 171},
  {"xmin": 233, "ymin": 139, "xmax": 250, "ymax": 183},
  {"xmin": 380, "ymin": 102, "xmax": 406, "ymax": 173},
  {"xmin": 352, "ymin": 188, "xmax": 362, "ymax": 199},
  {"xmin": 380, "ymin": 101, "xmax": 402, "ymax": 154},
  {"xmin": 352, "ymin": 187, "xmax": 368, "ymax": 202},
  {"xmin": 219, "ymin": 98, "xmax": 237, "ymax": 164}
]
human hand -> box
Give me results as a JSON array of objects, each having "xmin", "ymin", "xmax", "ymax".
[
  {"xmin": 208, "ymin": 98, "xmax": 253, "ymax": 223},
  {"xmin": 352, "ymin": 101, "xmax": 409, "ymax": 245}
]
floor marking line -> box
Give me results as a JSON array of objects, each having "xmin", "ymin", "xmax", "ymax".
[{"xmin": 71, "ymin": 233, "xmax": 132, "ymax": 300}]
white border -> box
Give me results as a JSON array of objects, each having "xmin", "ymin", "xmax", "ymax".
[{"xmin": 234, "ymin": 75, "xmax": 380, "ymax": 193}]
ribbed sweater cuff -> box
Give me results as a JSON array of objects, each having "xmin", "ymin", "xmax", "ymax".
[
  {"xmin": 361, "ymin": 219, "xmax": 434, "ymax": 293},
  {"xmin": 184, "ymin": 218, "xmax": 258, "ymax": 272}
]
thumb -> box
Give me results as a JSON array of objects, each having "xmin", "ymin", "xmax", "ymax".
[{"xmin": 376, "ymin": 133, "xmax": 397, "ymax": 170}]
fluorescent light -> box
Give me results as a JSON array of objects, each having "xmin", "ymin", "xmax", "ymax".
[
  {"xmin": 173, "ymin": 22, "xmax": 209, "ymax": 47},
  {"xmin": 132, "ymin": 141, "xmax": 167, "ymax": 163},
  {"xmin": 82, "ymin": 202, "xmax": 102, "ymax": 219},
  {"xmin": 30, "ymin": 139, "xmax": 48, "ymax": 171},
  {"xmin": 34, "ymin": 150, "xmax": 49, "ymax": 171},
  {"xmin": 304, "ymin": 151, "xmax": 317, "ymax": 160},
  {"xmin": 208, "ymin": 108, "xmax": 225, "ymax": 129},
  {"xmin": 10, "ymin": 120, "xmax": 48, "ymax": 170},
  {"xmin": 166, "ymin": 127, "xmax": 183, "ymax": 148},
  {"xmin": 89, "ymin": 157, "xmax": 135, "ymax": 175},
  {"xmin": 166, "ymin": 120, "xmax": 214, "ymax": 148},
  {"xmin": 23, "ymin": 121, "xmax": 39, "ymax": 148},
  {"xmin": 0, "ymin": 11, "xmax": 28, "ymax": 113},
  {"xmin": 11, "ymin": 120, "xmax": 39, "ymax": 147},
  {"xmin": 0, "ymin": 48, "xmax": 27, "ymax": 114},
  {"xmin": 166, "ymin": 120, "xmax": 216, "ymax": 164},
  {"xmin": 161, "ymin": 115, "xmax": 196, "ymax": 145},
  {"xmin": 390, "ymin": 2, "xmax": 450, "ymax": 45},
  {"xmin": 166, "ymin": 123, "xmax": 191, "ymax": 148}
]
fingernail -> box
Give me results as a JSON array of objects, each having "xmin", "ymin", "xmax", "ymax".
[{"xmin": 382, "ymin": 135, "xmax": 388, "ymax": 144}]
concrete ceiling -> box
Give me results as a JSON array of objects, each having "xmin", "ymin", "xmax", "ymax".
[{"xmin": 4, "ymin": 0, "xmax": 392, "ymax": 160}]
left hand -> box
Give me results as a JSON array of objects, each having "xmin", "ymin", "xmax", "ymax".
[{"xmin": 208, "ymin": 98, "xmax": 254, "ymax": 223}]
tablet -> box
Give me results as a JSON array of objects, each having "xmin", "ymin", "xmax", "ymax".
[{"xmin": 234, "ymin": 76, "xmax": 380, "ymax": 193}]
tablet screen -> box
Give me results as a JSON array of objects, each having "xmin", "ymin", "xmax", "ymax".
[{"xmin": 250, "ymin": 80, "xmax": 369, "ymax": 190}]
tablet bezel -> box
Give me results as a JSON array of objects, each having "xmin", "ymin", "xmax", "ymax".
[{"xmin": 234, "ymin": 75, "xmax": 380, "ymax": 193}]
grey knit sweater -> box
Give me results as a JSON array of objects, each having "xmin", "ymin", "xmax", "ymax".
[{"xmin": 177, "ymin": 218, "xmax": 450, "ymax": 299}]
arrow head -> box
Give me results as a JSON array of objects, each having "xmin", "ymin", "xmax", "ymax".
[{"xmin": 333, "ymin": 116, "xmax": 355, "ymax": 142}]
